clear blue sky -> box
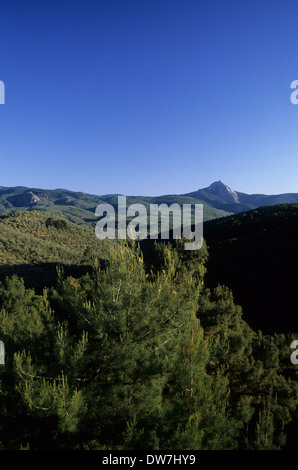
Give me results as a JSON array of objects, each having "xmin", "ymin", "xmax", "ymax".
[{"xmin": 1, "ymin": 0, "xmax": 298, "ymax": 196}]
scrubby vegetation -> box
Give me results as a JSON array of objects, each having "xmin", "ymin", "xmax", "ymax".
[{"xmin": 0, "ymin": 211, "xmax": 112, "ymax": 290}]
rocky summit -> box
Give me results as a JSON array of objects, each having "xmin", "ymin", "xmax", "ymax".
[{"xmin": 203, "ymin": 180, "xmax": 240, "ymax": 203}]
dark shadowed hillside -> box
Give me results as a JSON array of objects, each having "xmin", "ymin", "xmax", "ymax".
[{"xmin": 203, "ymin": 204, "xmax": 298, "ymax": 334}]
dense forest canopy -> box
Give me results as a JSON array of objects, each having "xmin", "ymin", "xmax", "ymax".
[{"xmin": 0, "ymin": 210, "xmax": 297, "ymax": 449}]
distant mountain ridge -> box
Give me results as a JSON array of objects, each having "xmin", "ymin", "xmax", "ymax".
[
  {"xmin": 1, "ymin": 181, "xmax": 298, "ymax": 227},
  {"xmin": 0, "ymin": 184, "xmax": 230, "ymax": 225},
  {"xmin": 183, "ymin": 180, "xmax": 298, "ymax": 214}
]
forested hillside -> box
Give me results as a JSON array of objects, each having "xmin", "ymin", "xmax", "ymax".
[{"xmin": 0, "ymin": 212, "xmax": 297, "ymax": 450}]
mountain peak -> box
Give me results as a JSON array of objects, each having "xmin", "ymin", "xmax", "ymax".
[{"xmin": 204, "ymin": 180, "xmax": 239, "ymax": 203}]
